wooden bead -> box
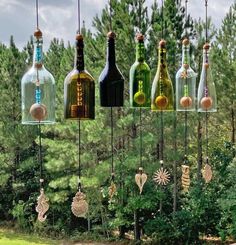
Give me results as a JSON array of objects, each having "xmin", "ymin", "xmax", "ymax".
[
  {"xmin": 76, "ymin": 34, "xmax": 83, "ymax": 40},
  {"xmin": 180, "ymin": 96, "xmax": 192, "ymax": 108},
  {"xmin": 182, "ymin": 38, "xmax": 189, "ymax": 46},
  {"xmin": 34, "ymin": 29, "xmax": 42, "ymax": 38},
  {"xmin": 30, "ymin": 103, "xmax": 47, "ymax": 121},
  {"xmin": 155, "ymin": 95, "xmax": 168, "ymax": 109},
  {"xmin": 159, "ymin": 39, "xmax": 166, "ymax": 48},
  {"xmin": 107, "ymin": 31, "xmax": 116, "ymax": 39},
  {"xmin": 136, "ymin": 33, "xmax": 144, "ymax": 41},
  {"xmin": 204, "ymin": 63, "xmax": 210, "ymax": 69},
  {"xmin": 183, "ymin": 64, "xmax": 189, "ymax": 69},
  {"xmin": 201, "ymin": 96, "xmax": 213, "ymax": 110},
  {"xmin": 203, "ymin": 43, "xmax": 210, "ymax": 50}
]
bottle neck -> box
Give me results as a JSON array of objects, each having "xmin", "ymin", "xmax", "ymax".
[
  {"xmin": 202, "ymin": 49, "xmax": 210, "ymax": 65},
  {"xmin": 106, "ymin": 37, "xmax": 116, "ymax": 67},
  {"xmin": 181, "ymin": 45, "xmax": 190, "ymax": 66},
  {"xmin": 136, "ymin": 41, "xmax": 145, "ymax": 62},
  {"xmin": 33, "ymin": 38, "xmax": 43, "ymax": 68},
  {"xmin": 158, "ymin": 47, "xmax": 167, "ymax": 70},
  {"xmin": 74, "ymin": 39, "xmax": 85, "ymax": 71}
]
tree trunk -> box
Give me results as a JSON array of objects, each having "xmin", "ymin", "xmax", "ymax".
[
  {"xmin": 231, "ymin": 106, "xmax": 235, "ymax": 145},
  {"xmin": 134, "ymin": 209, "xmax": 141, "ymax": 243}
]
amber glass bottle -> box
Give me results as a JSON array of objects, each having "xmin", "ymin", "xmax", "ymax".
[{"xmin": 64, "ymin": 34, "xmax": 95, "ymax": 119}]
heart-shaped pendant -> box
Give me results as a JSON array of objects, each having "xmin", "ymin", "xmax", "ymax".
[{"xmin": 135, "ymin": 167, "xmax": 147, "ymax": 194}]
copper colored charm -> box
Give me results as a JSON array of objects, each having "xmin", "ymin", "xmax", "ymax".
[
  {"xmin": 202, "ymin": 164, "xmax": 213, "ymax": 183},
  {"xmin": 71, "ymin": 191, "xmax": 89, "ymax": 218},
  {"xmin": 30, "ymin": 103, "xmax": 47, "ymax": 121},
  {"xmin": 155, "ymin": 95, "xmax": 168, "ymax": 109},
  {"xmin": 180, "ymin": 96, "xmax": 192, "ymax": 108},
  {"xmin": 153, "ymin": 167, "xmax": 170, "ymax": 186},
  {"xmin": 36, "ymin": 188, "xmax": 49, "ymax": 222},
  {"xmin": 108, "ymin": 181, "xmax": 117, "ymax": 200},
  {"xmin": 181, "ymin": 165, "xmax": 190, "ymax": 192},
  {"xmin": 201, "ymin": 96, "xmax": 213, "ymax": 110},
  {"xmin": 135, "ymin": 167, "xmax": 147, "ymax": 194}
]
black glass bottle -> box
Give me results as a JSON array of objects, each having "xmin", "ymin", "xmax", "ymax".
[{"xmin": 99, "ymin": 32, "xmax": 124, "ymax": 107}]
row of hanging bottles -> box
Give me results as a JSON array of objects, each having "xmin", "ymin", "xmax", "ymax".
[{"xmin": 21, "ymin": 0, "xmax": 217, "ymax": 222}]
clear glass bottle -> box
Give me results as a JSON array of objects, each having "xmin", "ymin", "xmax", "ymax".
[
  {"xmin": 130, "ymin": 34, "xmax": 151, "ymax": 108},
  {"xmin": 64, "ymin": 34, "xmax": 95, "ymax": 119},
  {"xmin": 21, "ymin": 29, "xmax": 56, "ymax": 124},
  {"xmin": 99, "ymin": 32, "xmax": 124, "ymax": 107},
  {"xmin": 176, "ymin": 38, "xmax": 197, "ymax": 111},
  {"xmin": 151, "ymin": 40, "xmax": 174, "ymax": 111},
  {"xmin": 197, "ymin": 43, "xmax": 217, "ymax": 112}
]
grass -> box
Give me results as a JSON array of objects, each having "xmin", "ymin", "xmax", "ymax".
[{"xmin": 0, "ymin": 228, "xmax": 57, "ymax": 245}]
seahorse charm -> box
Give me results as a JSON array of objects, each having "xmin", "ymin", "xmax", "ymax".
[
  {"xmin": 71, "ymin": 191, "xmax": 89, "ymax": 218},
  {"xmin": 36, "ymin": 188, "xmax": 49, "ymax": 222},
  {"xmin": 181, "ymin": 165, "xmax": 190, "ymax": 192}
]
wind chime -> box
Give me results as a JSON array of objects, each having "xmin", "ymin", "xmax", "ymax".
[
  {"xmin": 176, "ymin": 0, "xmax": 197, "ymax": 192},
  {"xmin": 99, "ymin": 0, "xmax": 124, "ymax": 201},
  {"xmin": 129, "ymin": 1, "xmax": 151, "ymax": 194},
  {"xmin": 152, "ymin": 0, "xmax": 174, "ymax": 187},
  {"xmin": 197, "ymin": 0, "xmax": 217, "ymax": 183},
  {"xmin": 21, "ymin": 0, "xmax": 56, "ymax": 222},
  {"xmin": 64, "ymin": 0, "xmax": 95, "ymax": 217}
]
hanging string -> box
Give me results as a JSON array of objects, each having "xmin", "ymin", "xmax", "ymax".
[
  {"xmin": 185, "ymin": 0, "xmax": 188, "ymax": 37},
  {"xmin": 160, "ymin": 111, "xmax": 164, "ymax": 162},
  {"xmin": 111, "ymin": 107, "xmax": 114, "ymax": 181},
  {"xmin": 138, "ymin": 0, "xmax": 141, "ymax": 32},
  {"xmin": 109, "ymin": 0, "xmax": 112, "ymax": 31},
  {"xmin": 205, "ymin": 0, "xmax": 208, "ymax": 43},
  {"xmin": 36, "ymin": 0, "xmax": 39, "ymax": 29},
  {"xmin": 139, "ymin": 108, "xmax": 143, "ymax": 167},
  {"xmin": 161, "ymin": 0, "xmax": 164, "ymax": 39},
  {"xmin": 38, "ymin": 124, "xmax": 43, "ymax": 189},
  {"xmin": 77, "ymin": 120, "xmax": 82, "ymax": 191},
  {"xmin": 77, "ymin": 0, "xmax": 81, "ymax": 33}
]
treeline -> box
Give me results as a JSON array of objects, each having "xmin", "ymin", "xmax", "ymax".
[{"xmin": 0, "ymin": 0, "xmax": 235, "ymax": 244}]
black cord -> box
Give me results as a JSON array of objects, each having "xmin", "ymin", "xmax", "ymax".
[
  {"xmin": 38, "ymin": 124, "xmax": 43, "ymax": 189},
  {"xmin": 185, "ymin": 0, "xmax": 188, "ymax": 37},
  {"xmin": 138, "ymin": 0, "xmax": 141, "ymax": 32},
  {"xmin": 36, "ymin": 0, "xmax": 39, "ymax": 29},
  {"xmin": 205, "ymin": 112, "xmax": 209, "ymax": 158},
  {"xmin": 139, "ymin": 108, "xmax": 143, "ymax": 167},
  {"xmin": 78, "ymin": 0, "xmax": 81, "ymax": 33},
  {"xmin": 161, "ymin": 0, "xmax": 164, "ymax": 39},
  {"xmin": 78, "ymin": 120, "xmax": 82, "ymax": 191},
  {"xmin": 111, "ymin": 107, "xmax": 114, "ymax": 180},
  {"xmin": 205, "ymin": 0, "xmax": 208, "ymax": 43},
  {"xmin": 160, "ymin": 111, "xmax": 164, "ymax": 161},
  {"xmin": 109, "ymin": 0, "xmax": 112, "ymax": 31}
]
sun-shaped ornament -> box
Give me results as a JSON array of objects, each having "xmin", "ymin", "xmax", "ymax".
[{"xmin": 153, "ymin": 167, "xmax": 170, "ymax": 186}]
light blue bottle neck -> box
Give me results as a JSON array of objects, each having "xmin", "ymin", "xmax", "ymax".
[{"xmin": 33, "ymin": 38, "xmax": 44, "ymax": 66}]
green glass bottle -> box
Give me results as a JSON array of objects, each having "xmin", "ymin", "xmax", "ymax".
[
  {"xmin": 130, "ymin": 34, "xmax": 151, "ymax": 108},
  {"xmin": 64, "ymin": 34, "xmax": 95, "ymax": 120},
  {"xmin": 151, "ymin": 40, "xmax": 174, "ymax": 111}
]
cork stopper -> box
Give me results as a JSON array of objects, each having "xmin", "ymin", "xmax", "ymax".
[
  {"xmin": 182, "ymin": 38, "xmax": 190, "ymax": 46},
  {"xmin": 76, "ymin": 33, "xmax": 83, "ymax": 41},
  {"xmin": 136, "ymin": 33, "xmax": 144, "ymax": 42},
  {"xmin": 138, "ymin": 167, "xmax": 143, "ymax": 172},
  {"xmin": 203, "ymin": 43, "xmax": 210, "ymax": 50},
  {"xmin": 107, "ymin": 31, "xmax": 116, "ymax": 39},
  {"xmin": 159, "ymin": 39, "xmax": 166, "ymax": 48},
  {"xmin": 34, "ymin": 28, "xmax": 42, "ymax": 38}
]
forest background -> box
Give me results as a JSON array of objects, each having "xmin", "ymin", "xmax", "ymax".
[{"xmin": 0, "ymin": 0, "xmax": 235, "ymax": 244}]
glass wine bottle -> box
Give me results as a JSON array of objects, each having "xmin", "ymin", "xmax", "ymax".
[
  {"xmin": 151, "ymin": 40, "xmax": 174, "ymax": 111},
  {"xmin": 99, "ymin": 32, "xmax": 124, "ymax": 107},
  {"xmin": 130, "ymin": 34, "xmax": 151, "ymax": 108},
  {"xmin": 176, "ymin": 38, "xmax": 197, "ymax": 111},
  {"xmin": 21, "ymin": 29, "xmax": 55, "ymax": 124},
  {"xmin": 64, "ymin": 34, "xmax": 95, "ymax": 119},
  {"xmin": 197, "ymin": 43, "xmax": 217, "ymax": 112}
]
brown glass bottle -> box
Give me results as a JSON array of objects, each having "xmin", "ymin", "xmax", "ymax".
[{"xmin": 64, "ymin": 34, "xmax": 95, "ymax": 120}]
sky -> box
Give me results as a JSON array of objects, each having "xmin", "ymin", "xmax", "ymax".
[{"xmin": 0, "ymin": 0, "xmax": 234, "ymax": 50}]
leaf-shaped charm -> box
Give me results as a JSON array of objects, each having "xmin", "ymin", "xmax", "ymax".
[
  {"xmin": 71, "ymin": 191, "xmax": 89, "ymax": 218},
  {"xmin": 202, "ymin": 164, "xmax": 213, "ymax": 183},
  {"xmin": 36, "ymin": 188, "xmax": 49, "ymax": 222}
]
